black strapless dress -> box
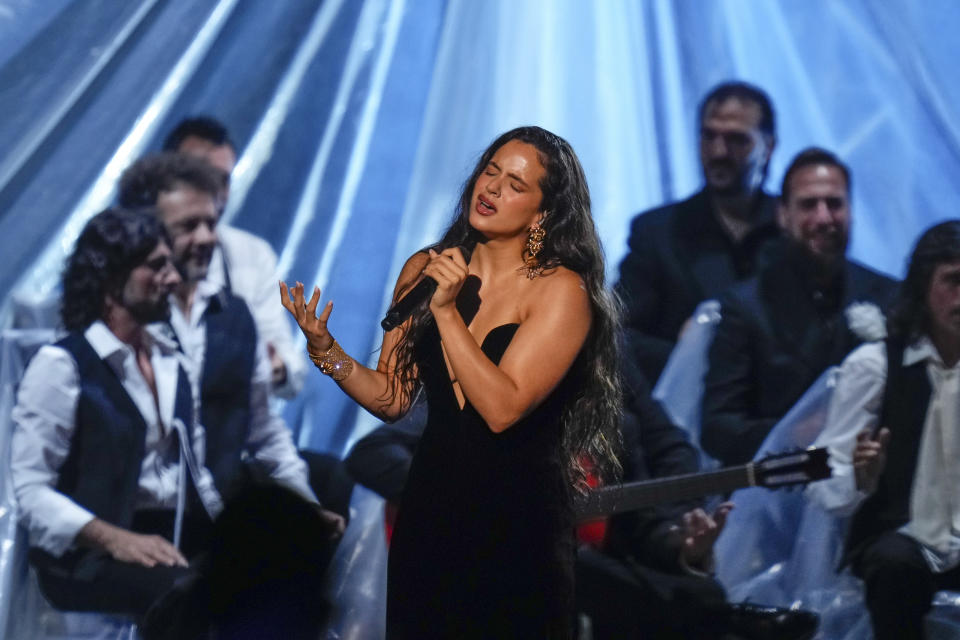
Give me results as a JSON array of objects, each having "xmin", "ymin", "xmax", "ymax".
[{"xmin": 386, "ymin": 322, "xmax": 575, "ymax": 639}]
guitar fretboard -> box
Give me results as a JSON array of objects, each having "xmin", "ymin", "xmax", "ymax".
[{"xmin": 575, "ymin": 464, "xmax": 752, "ymax": 521}]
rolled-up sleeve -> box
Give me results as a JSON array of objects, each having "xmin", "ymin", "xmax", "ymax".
[
  {"xmin": 805, "ymin": 342, "xmax": 886, "ymax": 516},
  {"xmin": 11, "ymin": 346, "xmax": 96, "ymax": 556}
]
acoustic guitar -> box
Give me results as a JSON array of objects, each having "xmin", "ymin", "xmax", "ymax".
[{"xmin": 576, "ymin": 446, "xmax": 831, "ymax": 522}]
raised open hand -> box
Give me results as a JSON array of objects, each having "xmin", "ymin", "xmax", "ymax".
[{"xmin": 279, "ymin": 281, "xmax": 334, "ymax": 353}]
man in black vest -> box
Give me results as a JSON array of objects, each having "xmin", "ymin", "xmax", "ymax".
[
  {"xmin": 162, "ymin": 116, "xmax": 306, "ymax": 399},
  {"xmin": 702, "ymin": 148, "xmax": 897, "ymax": 466},
  {"xmin": 615, "ymin": 81, "xmax": 782, "ymax": 384},
  {"xmin": 11, "ymin": 209, "xmax": 220, "ymax": 614},
  {"xmin": 116, "ymin": 153, "xmax": 331, "ymax": 509},
  {"xmin": 808, "ymin": 220, "xmax": 960, "ymax": 640}
]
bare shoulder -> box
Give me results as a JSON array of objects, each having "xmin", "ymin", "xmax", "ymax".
[
  {"xmin": 525, "ymin": 266, "xmax": 590, "ymax": 313},
  {"xmin": 393, "ymin": 251, "xmax": 430, "ymax": 298},
  {"xmin": 536, "ymin": 265, "xmax": 587, "ymax": 294},
  {"xmin": 402, "ymin": 251, "xmax": 431, "ymax": 271}
]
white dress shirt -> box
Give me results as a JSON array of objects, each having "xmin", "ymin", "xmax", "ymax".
[
  {"xmin": 165, "ymin": 276, "xmax": 317, "ymax": 504},
  {"xmin": 807, "ymin": 338, "xmax": 960, "ymax": 572},
  {"xmin": 11, "ymin": 321, "xmax": 222, "ymax": 557},
  {"xmin": 208, "ymin": 225, "xmax": 307, "ymax": 398}
]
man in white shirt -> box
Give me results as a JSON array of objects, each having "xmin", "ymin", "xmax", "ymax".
[
  {"xmin": 116, "ymin": 152, "xmax": 325, "ymax": 507},
  {"xmin": 12, "ymin": 208, "xmax": 220, "ymax": 614},
  {"xmin": 808, "ymin": 220, "xmax": 960, "ymax": 639},
  {"xmin": 162, "ymin": 116, "xmax": 306, "ymax": 398}
]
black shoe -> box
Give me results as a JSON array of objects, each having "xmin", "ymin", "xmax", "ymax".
[{"xmin": 723, "ymin": 602, "xmax": 819, "ymax": 640}]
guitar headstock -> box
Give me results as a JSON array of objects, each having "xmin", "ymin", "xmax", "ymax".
[{"xmin": 751, "ymin": 447, "xmax": 831, "ymax": 489}]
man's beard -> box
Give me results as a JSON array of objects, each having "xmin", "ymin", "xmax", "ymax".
[
  {"xmin": 704, "ymin": 160, "xmax": 743, "ymax": 196},
  {"xmin": 787, "ymin": 236, "xmax": 846, "ymax": 283},
  {"xmin": 803, "ymin": 228, "xmax": 849, "ymax": 268},
  {"xmin": 178, "ymin": 253, "xmax": 211, "ymax": 283},
  {"xmin": 126, "ymin": 297, "xmax": 172, "ymax": 325},
  {"xmin": 705, "ymin": 159, "xmax": 766, "ymax": 198}
]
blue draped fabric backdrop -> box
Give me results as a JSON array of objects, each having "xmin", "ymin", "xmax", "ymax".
[{"xmin": 0, "ymin": 0, "xmax": 958, "ymax": 456}]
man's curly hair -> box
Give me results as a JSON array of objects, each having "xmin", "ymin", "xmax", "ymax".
[
  {"xmin": 117, "ymin": 152, "xmax": 224, "ymax": 209},
  {"xmin": 61, "ymin": 208, "xmax": 169, "ymax": 331}
]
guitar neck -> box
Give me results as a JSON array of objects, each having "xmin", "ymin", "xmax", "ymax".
[{"xmin": 576, "ymin": 464, "xmax": 753, "ymax": 521}]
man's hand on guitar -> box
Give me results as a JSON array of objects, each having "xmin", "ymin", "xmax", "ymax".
[
  {"xmin": 676, "ymin": 502, "xmax": 734, "ymax": 573},
  {"xmin": 854, "ymin": 427, "xmax": 891, "ymax": 494}
]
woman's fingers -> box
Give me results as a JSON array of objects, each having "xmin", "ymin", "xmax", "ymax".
[
  {"xmin": 318, "ymin": 300, "xmax": 334, "ymax": 324},
  {"xmin": 280, "ymin": 280, "xmax": 332, "ymax": 328},
  {"xmin": 423, "ymin": 262, "xmax": 452, "ymax": 285},
  {"xmin": 425, "ymin": 253, "xmax": 466, "ymax": 282},
  {"xmin": 437, "ymin": 248, "xmax": 469, "ymax": 277},
  {"xmin": 441, "ymin": 246, "xmax": 469, "ymax": 270},
  {"xmin": 306, "ymin": 286, "xmax": 322, "ymax": 315},
  {"xmin": 279, "ymin": 281, "xmax": 294, "ymax": 313}
]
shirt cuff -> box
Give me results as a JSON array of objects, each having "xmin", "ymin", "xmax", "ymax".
[{"xmin": 34, "ymin": 502, "xmax": 96, "ymax": 557}]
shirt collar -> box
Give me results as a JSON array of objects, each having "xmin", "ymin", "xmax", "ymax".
[
  {"xmin": 146, "ymin": 323, "xmax": 182, "ymax": 354},
  {"xmin": 84, "ymin": 320, "xmax": 132, "ymax": 362},
  {"xmin": 904, "ymin": 336, "xmax": 946, "ymax": 368},
  {"xmin": 172, "ymin": 274, "xmax": 227, "ymax": 320},
  {"xmin": 196, "ymin": 272, "xmax": 224, "ymax": 301},
  {"xmin": 84, "ymin": 319, "xmax": 181, "ymax": 364}
]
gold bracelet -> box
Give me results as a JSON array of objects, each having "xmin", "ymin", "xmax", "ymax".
[{"xmin": 307, "ymin": 340, "xmax": 354, "ymax": 382}]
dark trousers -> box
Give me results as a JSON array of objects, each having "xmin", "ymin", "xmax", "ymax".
[
  {"xmin": 33, "ymin": 510, "xmax": 212, "ymax": 617},
  {"xmin": 575, "ymin": 546, "xmax": 728, "ymax": 639},
  {"xmin": 855, "ymin": 531, "xmax": 960, "ymax": 640}
]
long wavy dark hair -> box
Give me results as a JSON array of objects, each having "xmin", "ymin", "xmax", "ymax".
[
  {"xmin": 888, "ymin": 219, "xmax": 960, "ymax": 342},
  {"xmin": 61, "ymin": 208, "xmax": 169, "ymax": 331},
  {"xmin": 388, "ymin": 126, "xmax": 622, "ymax": 489}
]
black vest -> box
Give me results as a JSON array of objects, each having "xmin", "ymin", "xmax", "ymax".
[
  {"xmin": 844, "ymin": 338, "xmax": 932, "ymax": 563},
  {"xmin": 30, "ymin": 331, "xmax": 194, "ymax": 580},
  {"xmin": 195, "ymin": 290, "xmax": 258, "ymax": 500},
  {"xmin": 53, "ymin": 332, "xmax": 195, "ymax": 528}
]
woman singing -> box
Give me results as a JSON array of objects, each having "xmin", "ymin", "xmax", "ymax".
[{"xmin": 281, "ymin": 126, "xmax": 621, "ymax": 638}]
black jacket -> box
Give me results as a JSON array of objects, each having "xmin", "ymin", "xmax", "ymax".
[
  {"xmin": 615, "ymin": 189, "xmax": 781, "ymax": 383},
  {"xmin": 702, "ymin": 247, "xmax": 898, "ymax": 466}
]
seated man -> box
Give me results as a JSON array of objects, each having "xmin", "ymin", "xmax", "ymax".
[
  {"xmin": 575, "ymin": 360, "xmax": 818, "ymax": 640},
  {"xmin": 116, "ymin": 152, "xmax": 327, "ymax": 505},
  {"xmin": 163, "ymin": 116, "xmax": 306, "ymax": 398},
  {"xmin": 702, "ymin": 147, "xmax": 897, "ymax": 466},
  {"xmin": 615, "ymin": 81, "xmax": 782, "ymax": 384},
  {"xmin": 11, "ymin": 209, "xmax": 219, "ymax": 615},
  {"xmin": 808, "ymin": 220, "xmax": 960, "ymax": 640}
]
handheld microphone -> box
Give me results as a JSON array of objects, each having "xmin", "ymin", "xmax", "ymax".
[
  {"xmin": 380, "ymin": 245, "xmax": 472, "ymax": 331},
  {"xmin": 381, "ymin": 277, "xmax": 438, "ymax": 331}
]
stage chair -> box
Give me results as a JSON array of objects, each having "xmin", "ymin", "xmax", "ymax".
[{"xmin": 652, "ymin": 299, "xmax": 722, "ymax": 470}]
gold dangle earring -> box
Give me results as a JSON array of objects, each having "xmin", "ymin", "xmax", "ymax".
[{"xmin": 523, "ymin": 220, "xmax": 546, "ymax": 279}]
